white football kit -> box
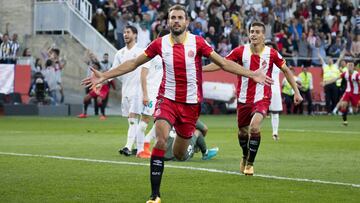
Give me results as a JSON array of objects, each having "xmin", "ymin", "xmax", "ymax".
[
  {"xmin": 142, "ymin": 55, "xmax": 163, "ymax": 116},
  {"xmin": 112, "ymin": 44, "xmax": 144, "ymax": 116},
  {"xmin": 269, "ymin": 65, "xmax": 283, "ymax": 112}
]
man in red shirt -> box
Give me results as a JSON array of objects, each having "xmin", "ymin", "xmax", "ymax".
[
  {"xmin": 82, "ymin": 5, "xmax": 272, "ymax": 203},
  {"xmin": 203, "ymin": 22, "xmax": 303, "ymax": 176}
]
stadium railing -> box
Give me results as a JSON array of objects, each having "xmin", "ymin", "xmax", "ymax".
[{"xmin": 34, "ymin": 0, "xmax": 116, "ymax": 62}]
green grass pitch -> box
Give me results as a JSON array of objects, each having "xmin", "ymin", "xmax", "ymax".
[{"xmin": 0, "ymin": 115, "xmax": 359, "ymax": 202}]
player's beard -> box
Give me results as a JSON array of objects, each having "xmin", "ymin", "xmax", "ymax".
[{"xmin": 170, "ymin": 25, "xmax": 186, "ymax": 36}]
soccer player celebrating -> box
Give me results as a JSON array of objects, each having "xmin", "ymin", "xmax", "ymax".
[
  {"xmin": 82, "ymin": 5, "xmax": 272, "ymax": 203},
  {"xmin": 323, "ymin": 60, "xmax": 359, "ymax": 126},
  {"xmin": 203, "ymin": 22, "xmax": 303, "ymax": 175},
  {"xmin": 112, "ymin": 25, "xmax": 148, "ymax": 156}
]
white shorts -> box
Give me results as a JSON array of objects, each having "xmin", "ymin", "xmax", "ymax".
[
  {"xmin": 121, "ymin": 95, "xmax": 142, "ymax": 117},
  {"xmin": 142, "ymin": 96, "xmax": 157, "ymax": 116},
  {"xmin": 269, "ymin": 91, "xmax": 283, "ymax": 112}
]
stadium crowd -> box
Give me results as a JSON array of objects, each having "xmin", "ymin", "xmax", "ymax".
[{"xmin": 88, "ymin": 0, "xmax": 360, "ymax": 62}]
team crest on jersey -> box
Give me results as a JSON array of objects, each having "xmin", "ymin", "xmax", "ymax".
[
  {"xmin": 188, "ymin": 50, "xmax": 195, "ymax": 58},
  {"xmin": 262, "ymin": 60, "xmax": 267, "ymax": 69},
  {"xmin": 155, "ymin": 109, "xmax": 161, "ymax": 116}
]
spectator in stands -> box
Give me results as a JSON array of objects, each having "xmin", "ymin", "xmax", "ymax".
[
  {"xmin": 205, "ymin": 26, "xmax": 219, "ymax": 48},
  {"xmin": 195, "ymin": 10, "xmax": 208, "ymax": 33},
  {"xmin": 0, "ymin": 33, "xmax": 13, "ymax": 64},
  {"xmin": 329, "ymin": 36, "xmax": 345, "ymax": 58},
  {"xmin": 115, "ymin": 11, "xmax": 129, "ymax": 49},
  {"xmin": 31, "ymin": 58, "xmax": 43, "ymax": 77},
  {"xmin": 41, "ymin": 59, "xmax": 57, "ymax": 104},
  {"xmin": 103, "ymin": 0, "xmax": 118, "ymax": 38},
  {"xmin": 296, "ymin": 32, "xmax": 311, "ymax": 68},
  {"xmin": 136, "ymin": 21, "xmax": 151, "ymax": 48},
  {"xmin": 10, "ymin": 33, "xmax": 19, "ymax": 58},
  {"xmin": 100, "ymin": 53, "xmax": 112, "ymax": 71},
  {"xmin": 281, "ymin": 33, "xmax": 296, "ymax": 67},
  {"xmin": 350, "ymin": 34, "xmax": 360, "ymax": 58},
  {"xmin": 92, "ymin": 8, "xmax": 107, "ymax": 36}
]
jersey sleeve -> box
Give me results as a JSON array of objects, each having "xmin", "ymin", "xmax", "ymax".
[
  {"xmin": 340, "ymin": 72, "xmax": 345, "ymax": 79},
  {"xmin": 144, "ymin": 38, "xmax": 161, "ymax": 59},
  {"xmin": 225, "ymin": 46, "xmax": 242, "ymax": 62},
  {"xmin": 196, "ymin": 36, "xmax": 214, "ymax": 58},
  {"xmin": 272, "ymin": 49, "xmax": 286, "ymax": 69}
]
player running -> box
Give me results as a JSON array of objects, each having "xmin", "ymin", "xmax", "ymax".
[{"xmin": 203, "ymin": 22, "xmax": 303, "ymax": 175}]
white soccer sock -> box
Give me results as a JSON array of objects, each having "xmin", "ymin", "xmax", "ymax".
[
  {"xmin": 271, "ymin": 113, "xmax": 279, "ymax": 135},
  {"xmin": 125, "ymin": 117, "xmax": 138, "ymax": 150},
  {"xmin": 136, "ymin": 120, "xmax": 148, "ymax": 153},
  {"xmin": 145, "ymin": 125, "xmax": 156, "ymax": 143}
]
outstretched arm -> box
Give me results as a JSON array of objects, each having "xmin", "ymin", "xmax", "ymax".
[
  {"xmin": 141, "ymin": 67, "xmax": 150, "ymax": 106},
  {"xmin": 81, "ymin": 53, "xmax": 151, "ymax": 88},
  {"xmin": 203, "ymin": 62, "xmax": 221, "ymax": 72},
  {"xmin": 335, "ymin": 49, "xmax": 346, "ymax": 67},
  {"xmin": 208, "ymin": 52, "xmax": 273, "ymax": 85}
]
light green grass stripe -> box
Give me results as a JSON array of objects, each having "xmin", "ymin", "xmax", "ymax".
[
  {"xmin": 281, "ymin": 128, "xmax": 359, "ymax": 134},
  {"xmin": 1, "ymin": 151, "xmax": 359, "ymax": 188}
]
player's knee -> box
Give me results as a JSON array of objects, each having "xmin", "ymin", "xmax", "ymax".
[
  {"xmin": 139, "ymin": 120, "xmax": 148, "ymax": 132},
  {"xmin": 173, "ymin": 149, "xmax": 186, "ymax": 161},
  {"xmin": 238, "ymin": 127, "xmax": 249, "ymax": 138},
  {"xmin": 249, "ymin": 124, "xmax": 260, "ymax": 134},
  {"xmin": 128, "ymin": 117, "xmax": 138, "ymax": 125}
]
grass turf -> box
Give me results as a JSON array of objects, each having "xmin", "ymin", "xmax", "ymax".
[{"xmin": 0, "ymin": 115, "xmax": 359, "ymax": 202}]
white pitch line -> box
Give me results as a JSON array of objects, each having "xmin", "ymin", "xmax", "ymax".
[
  {"xmin": 0, "ymin": 152, "xmax": 359, "ymax": 188},
  {"xmin": 280, "ymin": 128, "xmax": 359, "ymax": 135}
]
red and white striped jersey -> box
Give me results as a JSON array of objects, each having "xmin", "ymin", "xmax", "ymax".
[
  {"xmin": 144, "ymin": 32, "xmax": 213, "ymax": 104},
  {"xmin": 226, "ymin": 44, "xmax": 286, "ymax": 103},
  {"xmin": 341, "ymin": 71, "xmax": 360, "ymax": 94}
]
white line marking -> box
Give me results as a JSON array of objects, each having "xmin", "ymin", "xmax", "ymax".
[
  {"xmin": 281, "ymin": 128, "xmax": 359, "ymax": 135},
  {"xmin": 0, "ymin": 152, "xmax": 359, "ymax": 188}
]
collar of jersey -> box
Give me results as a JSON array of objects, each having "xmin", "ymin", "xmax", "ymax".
[
  {"xmin": 249, "ymin": 44, "xmax": 266, "ymax": 55},
  {"xmin": 169, "ymin": 32, "xmax": 188, "ymax": 46}
]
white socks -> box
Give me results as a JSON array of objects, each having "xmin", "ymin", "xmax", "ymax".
[
  {"xmin": 136, "ymin": 120, "xmax": 148, "ymax": 153},
  {"xmin": 125, "ymin": 117, "xmax": 138, "ymax": 150},
  {"xmin": 145, "ymin": 125, "xmax": 156, "ymax": 143},
  {"xmin": 271, "ymin": 113, "xmax": 279, "ymax": 136}
]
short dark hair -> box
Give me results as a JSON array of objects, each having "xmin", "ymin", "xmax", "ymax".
[
  {"xmin": 104, "ymin": 53, "xmax": 109, "ymax": 56},
  {"xmin": 125, "ymin": 25, "xmax": 138, "ymax": 35},
  {"xmin": 168, "ymin": 5, "xmax": 188, "ymax": 19},
  {"xmin": 249, "ymin": 21, "xmax": 266, "ymax": 33}
]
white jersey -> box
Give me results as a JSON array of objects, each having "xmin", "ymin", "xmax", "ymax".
[
  {"xmin": 145, "ymin": 55, "xmax": 163, "ymax": 99},
  {"xmin": 269, "ymin": 65, "xmax": 282, "ymax": 111},
  {"xmin": 112, "ymin": 44, "xmax": 144, "ymax": 98}
]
